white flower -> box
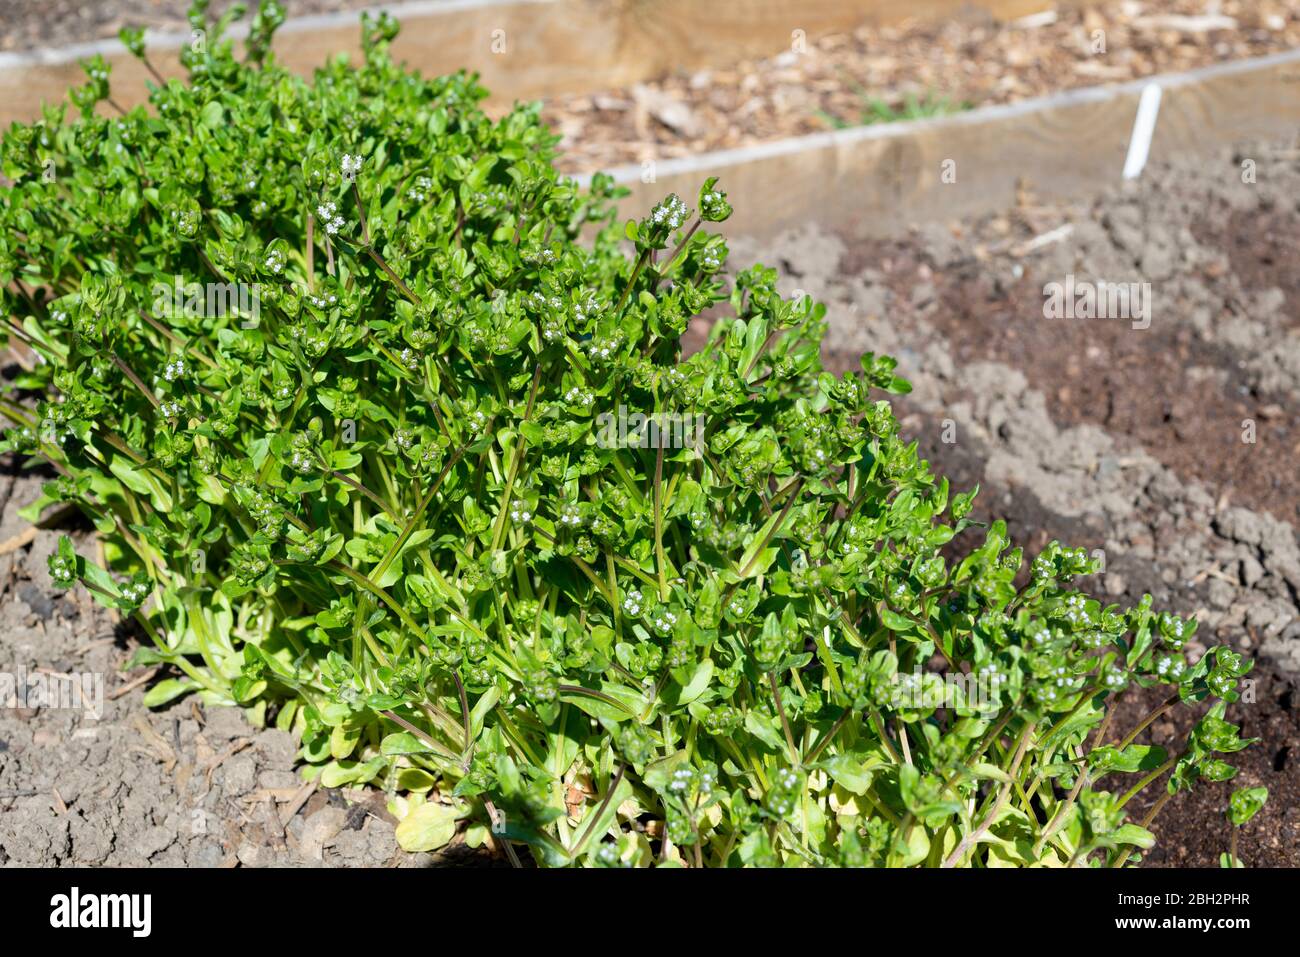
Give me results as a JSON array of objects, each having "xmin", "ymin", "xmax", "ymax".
[
  {"xmin": 650, "ymin": 194, "xmax": 688, "ymax": 230},
  {"xmin": 406, "ymin": 175, "xmax": 432, "ymax": 202},
  {"xmin": 340, "ymin": 153, "xmax": 363, "ymax": 176},
  {"xmin": 315, "ymin": 201, "xmax": 344, "ymax": 234},
  {"xmin": 622, "ymin": 589, "xmax": 644, "ymax": 617},
  {"xmin": 162, "ymin": 358, "xmax": 186, "ymax": 382},
  {"xmin": 508, "ymin": 500, "xmax": 532, "ymax": 524}
]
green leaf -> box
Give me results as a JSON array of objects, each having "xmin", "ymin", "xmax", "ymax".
[
  {"xmin": 141, "ymin": 677, "xmax": 199, "ymax": 708},
  {"xmin": 1227, "ymin": 786, "xmax": 1267, "ymax": 827},
  {"xmin": 395, "ymin": 801, "xmax": 459, "ymax": 852}
]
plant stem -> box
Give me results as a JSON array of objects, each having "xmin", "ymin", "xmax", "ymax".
[
  {"xmin": 942, "ymin": 720, "xmax": 1037, "ymax": 867},
  {"xmin": 1114, "ymin": 691, "xmax": 1180, "ymax": 751}
]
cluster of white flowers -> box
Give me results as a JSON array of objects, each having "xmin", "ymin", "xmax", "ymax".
[
  {"xmin": 466, "ymin": 409, "xmax": 489, "ymax": 434},
  {"xmin": 162, "ymin": 358, "xmax": 186, "ymax": 382},
  {"xmin": 651, "ymin": 609, "xmax": 677, "ymax": 635},
  {"xmin": 289, "ymin": 449, "xmax": 313, "ymax": 473},
  {"xmin": 406, "ymin": 175, "xmax": 432, "ymax": 202},
  {"xmin": 171, "ymin": 208, "xmax": 199, "ymax": 236},
  {"xmin": 621, "ymin": 588, "xmax": 644, "ymax": 617},
  {"xmin": 700, "ymin": 249, "xmax": 721, "ymax": 271},
  {"xmin": 51, "ymin": 308, "xmax": 68, "ymax": 323},
  {"xmin": 398, "ymin": 348, "xmax": 420, "ymax": 371},
  {"xmin": 527, "ymin": 291, "xmax": 562, "ymax": 313},
  {"xmin": 508, "ymin": 499, "xmax": 532, "ymax": 525},
  {"xmin": 1155, "ymin": 656, "xmax": 1186, "ymax": 680},
  {"xmin": 977, "ymin": 663, "xmax": 1004, "ymax": 687},
  {"xmin": 1077, "ymin": 629, "xmax": 1107, "ymax": 650},
  {"xmin": 586, "ymin": 334, "xmax": 621, "ymax": 362},
  {"xmin": 668, "ymin": 767, "xmax": 693, "ymax": 794},
  {"xmin": 1063, "ymin": 602, "xmax": 1092, "ymax": 626},
  {"xmin": 650, "ymin": 194, "xmax": 688, "ymax": 231},
  {"xmin": 728, "ymin": 597, "xmax": 746, "ymax": 617},
  {"xmin": 340, "ymin": 153, "xmax": 363, "ymax": 177},
  {"xmin": 307, "ymin": 291, "xmax": 339, "ymax": 310},
  {"xmin": 1049, "ymin": 665, "xmax": 1071, "ymax": 688},
  {"xmin": 562, "ymin": 386, "xmax": 592, "ymax": 406},
  {"xmin": 1104, "ymin": 668, "xmax": 1127, "ymax": 690},
  {"xmin": 118, "ymin": 579, "xmax": 151, "ymax": 605},
  {"xmin": 264, "ymin": 247, "xmax": 285, "ymax": 274},
  {"xmin": 572, "ymin": 290, "xmax": 599, "ymax": 324},
  {"xmin": 541, "ymin": 318, "xmax": 564, "ymax": 343},
  {"xmin": 48, "ymin": 554, "xmax": 75, "ymax": 585},
  {"xmin": 316, "ymin": 201, "xmax": 345, "ymax": 235},
  {"xmin": 697, "ymin": 769, "xmax": 715, "ymax": 796},
  {"xmin": 558, "ymin": 503, "xmax": 583, "ymax": 528},
  {"xmin": 273, "ymin": 383, "xmax": 293, "ymax": 401},
  {"xmin": 393, "ymin": 428, "xmax": 414, "ymax": 451},
  {"xmin": 159, "ymin": 400, "xmax": 183, "ymax": 419}
]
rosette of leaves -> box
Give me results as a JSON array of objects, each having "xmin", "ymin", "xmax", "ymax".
[{"xmin": 0, "ymin": 1, "xmax": 1259, "ymax": 866}]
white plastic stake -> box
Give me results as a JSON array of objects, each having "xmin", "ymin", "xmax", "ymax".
[{"xmin": 1122, "ymin": 83, "xmax": 1163, "ymax": 180}]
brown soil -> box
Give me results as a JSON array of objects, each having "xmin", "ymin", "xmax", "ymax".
[
  {"xmin": 848, "ymin": 245, "xmax": 1300, "ymax": 527},
  {"xmin": 836, "ymin": 146, "xmax": 1300, "ymax": 528}
]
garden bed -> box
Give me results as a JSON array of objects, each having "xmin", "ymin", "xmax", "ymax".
[
  {"xmin": 3, "ymin": 127, "xmax": 1295, "ymax": 865},
  {"xmin": 1, "ymin": 1, "xmax": 1295, "ymax": 869}
]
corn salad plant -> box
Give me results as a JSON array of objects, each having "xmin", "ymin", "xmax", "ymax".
[{"xmin": 0, "ymin": 2, "xmax": 1262, "ymax": 867}]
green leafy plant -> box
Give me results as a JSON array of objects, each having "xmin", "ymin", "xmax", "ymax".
[
  {"xmin": 1220, "ymin": 785, "xmax": 1268, "ymax": 868},
  {"xmin": 0, "ymin": 1, "xmax": 1259, "ymax": 867}
]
